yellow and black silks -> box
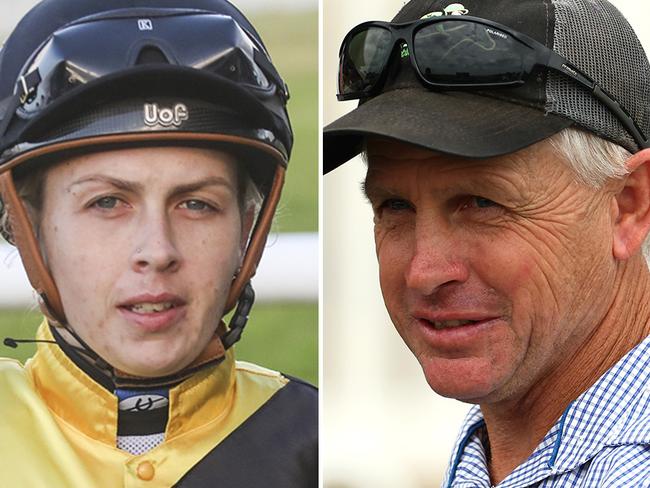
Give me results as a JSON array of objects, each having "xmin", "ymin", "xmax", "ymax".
[{"xmin": 0, "ymin": 322, "xmax": 317, "ymax": 487}]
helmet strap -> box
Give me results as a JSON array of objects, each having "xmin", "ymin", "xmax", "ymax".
[
  {"xmin": 0, "ymin": 171, "xmax": 65, "ymax": 324},
  {"xmin": 51, "ymin": 320, "xmax": 229, "ymax": 390},
  {"xmin": 225, "ymin": 164, "xmax": 285, "ymax": 311},
  {"xmin": 222, "ymin": 281, "xmax": 255, "ymax": 349}
]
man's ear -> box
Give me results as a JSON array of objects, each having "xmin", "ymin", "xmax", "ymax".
[{"xmin": 613, "ymin": 148, "xmax": 650, "ymax": 260}]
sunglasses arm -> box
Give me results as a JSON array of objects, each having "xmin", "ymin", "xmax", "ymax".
[
  {"xmin": 546, "ymin": 52, "xmax": 649, "ymax": 149},
  {"xmin": 592, "ymin": 86, "xmax": 649, "ymax": 149}
]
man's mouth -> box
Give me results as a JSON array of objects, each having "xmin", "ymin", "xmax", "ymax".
[
  {"xmin": 428, "ymin": 319, "xmax": 479, "ymax": 330},
  {"xmin": 126, "ymin": 302, "xmax": 177, "ymax": 314},
  {"xmin": 119, "ymin": 293, "xmax": 186, "ymax": 315},
  {"xmin": 117, "ymin": 294, "xmax": 187, "ymax": 331}
]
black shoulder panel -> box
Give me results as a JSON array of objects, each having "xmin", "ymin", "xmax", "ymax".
[{"xmin": 174, "ymin": 377, "xmax": 318, "ymax": 487}]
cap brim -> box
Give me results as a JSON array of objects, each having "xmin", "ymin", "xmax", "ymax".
[{"xmin": 323, "ymin": 88, "xmax": 573, "ymax": 173}]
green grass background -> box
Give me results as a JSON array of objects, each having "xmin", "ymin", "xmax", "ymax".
[
  {"xmin": 252, "ymin": 10, "xmax": 318, "ymax": 233},
  {"xmin": 0, "ymin": 10, "xmax": 318, "ymax": 386}
]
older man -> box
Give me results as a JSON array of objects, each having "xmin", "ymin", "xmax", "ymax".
[{"xmin": 325, "ymin": 0, "xmax": 650, "ymax": 486}]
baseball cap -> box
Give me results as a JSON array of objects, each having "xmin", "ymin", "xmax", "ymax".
[{"xmin": 323, "ymin": 0, "xmax": 650, "ymax": 173}]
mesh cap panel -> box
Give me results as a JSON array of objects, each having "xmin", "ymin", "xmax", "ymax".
[{"xmin": 547, "ymin": 0, "xmax": 650, "ymax": 152}]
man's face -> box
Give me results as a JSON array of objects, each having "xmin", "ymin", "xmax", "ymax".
[
  {"xmin": 364, "ymin": 139, "xmax": 620, "ymax": 404},
  {"xmin": 41, "ymin": 146, "xmax": 247, "ymax": 377}
]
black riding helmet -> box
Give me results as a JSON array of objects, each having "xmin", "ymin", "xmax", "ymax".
[
  {"xmin": 0, "ymin": 0, "xmax": 292, "ymax": 162},
  {"xmin": 0, "ymin": 0, "xmax": 293, "ymax": 373}
]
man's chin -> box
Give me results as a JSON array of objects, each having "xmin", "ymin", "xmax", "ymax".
[
  {"xmin": 419, "ymin": 356, "xmax": 508, "ymax": 404},
  {"xmin": 108, "ymin": 343, "xmax": 194, "ymax": 379}
]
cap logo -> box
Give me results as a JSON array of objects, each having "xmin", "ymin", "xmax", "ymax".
[
  {"xmin": 138, "ymin": 19, "xmax": 153, "ymax": 31},
  {"xmin": 144, "ymin": 103, "xmax": 189, "ymax": 127},
  {"xmin": 421, "ymin": 3, "xmax": 469, "ymax": 19}
]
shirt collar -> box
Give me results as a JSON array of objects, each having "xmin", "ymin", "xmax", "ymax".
[
  {"xmin": 549, "ymin": 333, "xmax": 650, "ymax": 472},
  {"xmin": 444, "ymin": 334, "xmax": 650, "ymax": 487}
]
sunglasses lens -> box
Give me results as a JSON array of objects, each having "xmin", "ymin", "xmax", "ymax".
[
  {"xmin": 413, "ymin": 21, "xmax": 534, "ymax": 85},
  {"xmin": 340, "ymin": 26, "xmax": 392, "ymax": 96}
]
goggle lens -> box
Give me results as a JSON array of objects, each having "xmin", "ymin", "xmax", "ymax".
[{"xmin": 18, "ymin": 12, "xmax": 280, "ymax": 114}]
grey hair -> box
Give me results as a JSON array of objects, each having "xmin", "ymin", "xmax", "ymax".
[
  {"xmin": 548, "ymin": 127, "xmax": 650, "ymax": 265},
  {"xmin": 548, "ymin": 127, "xmax": 631, "ymax": 187}
]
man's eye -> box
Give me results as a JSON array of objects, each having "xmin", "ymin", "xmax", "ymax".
[
  {"xmin": 461, "ymin": 196, "xmax": 500, "ymax": 210},
  {"xmin": 382, "ymin": 198, "xmax": 412, "ymax": 211},
  {"xmin": 180, "ymin": 199, "xmax": 214, "ymax": 211},
  {"xmin": 92, "ymin": 196, "xmax": 120, "ymax": 209},
  {"xmin": 473, "ymin": 197, "xmax": 497, "ymax": 208}
]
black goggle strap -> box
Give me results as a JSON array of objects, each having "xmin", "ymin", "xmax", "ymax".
[
  {"xmin": 0, "ymin": 12, "xmax": 287, "ymax": 135},
  {"xmin": 221, "ymin": 281, "xmax": 255, "ymax": 350},
  {"xmin": 253, "ymin": 50, "xmax": 289, "ymax": 100}
]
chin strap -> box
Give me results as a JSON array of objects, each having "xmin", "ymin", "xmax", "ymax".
[
  {"xmin": 43, "ymin": 319, "xmax": 230, "ymax": 389},
  {"xmin": 92, "ymin": 282, "xmax": 255, "ymax": 386},
  {"xmin": 4, "ymin": 281, "xmax": 256, "ymax": 389},
  {"xmin": 225, "ymin": 165, "xmax": 285, "ymax": 311},
  {"xmin": 222, "ymin": 281, "xmax": 255, "ymax": 349},
  {"xmin": 74, "ymin": 282, "xmax": 256, "ymax": 387}
]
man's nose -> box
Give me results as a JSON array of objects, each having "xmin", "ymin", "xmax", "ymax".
[
  {"xmin": 404, "ymin": 219, "xmax": 469, "ymax": 296},
  {"xmin": 130, "ymin": 213, "xmax": 181, "ymax": 273}
]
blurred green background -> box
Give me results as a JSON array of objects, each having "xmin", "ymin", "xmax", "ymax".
[{"xmin": 0, "ymin": 9, "xmax": 318, "ymax": 386}]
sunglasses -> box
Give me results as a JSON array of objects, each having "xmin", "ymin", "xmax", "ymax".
[{"xmin": 337, "ymin": 16, "xmax": 648, "ymax": 149}]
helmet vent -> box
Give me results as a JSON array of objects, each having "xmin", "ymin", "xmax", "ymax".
[{"xmin": 135, "ymin": 46, "xmax": 169, "ymax": 65}]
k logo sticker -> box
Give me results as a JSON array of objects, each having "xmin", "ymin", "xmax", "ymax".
[{"xmin": 138, "ymin": 19, "xmax": 153, "ymax": 31}]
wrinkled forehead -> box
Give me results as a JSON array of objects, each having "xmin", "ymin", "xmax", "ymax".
[
  {"xmin": 365, "ymin": 137, "xmax": 541, "ymax": 176},
  {"xmin": 360, "ymin": 137, "xmax": 588, "ymax": 208}
]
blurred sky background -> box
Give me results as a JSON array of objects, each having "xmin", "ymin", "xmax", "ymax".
[{"xmin": 324, "ymin": 1, "xmax": 650, "ymax": 487}]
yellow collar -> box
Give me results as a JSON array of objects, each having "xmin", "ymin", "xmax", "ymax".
[{"xmin": 27, "ymin": 321, "xmax": 236, "ymax": 445}]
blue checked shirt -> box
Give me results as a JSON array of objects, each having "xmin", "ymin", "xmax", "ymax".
[{"xmin": 442, "ymin": 335, "xmax": 650, "ymax": 487}]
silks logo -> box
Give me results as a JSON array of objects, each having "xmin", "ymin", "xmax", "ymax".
[
  {"xmin": 144, "ymin": 102, "xmax": 189, "ymax": 127},
  {"xmin": 118, "ymin": 393, "xmax": 169, "ymax": 412},
  {"xmin": 421, "ymin": 3, "xmax": 470, "ymax": 19}
]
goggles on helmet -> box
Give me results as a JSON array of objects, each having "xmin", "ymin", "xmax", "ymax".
[
  {"xmin": 17, "ymin": 9, "xmax": 286, "ymax": 108},
  {"xmin": 337, "ymin": 16, "xmax": 649, "ymax": 150},
  {"xmin": 0, "ymin": 8, "xmax": 291, "ymax": 167}
]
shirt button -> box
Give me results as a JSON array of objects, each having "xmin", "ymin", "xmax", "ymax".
[{"xmin": 137, "ymin": 461, "xmax": 155, "ymax": 481}]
